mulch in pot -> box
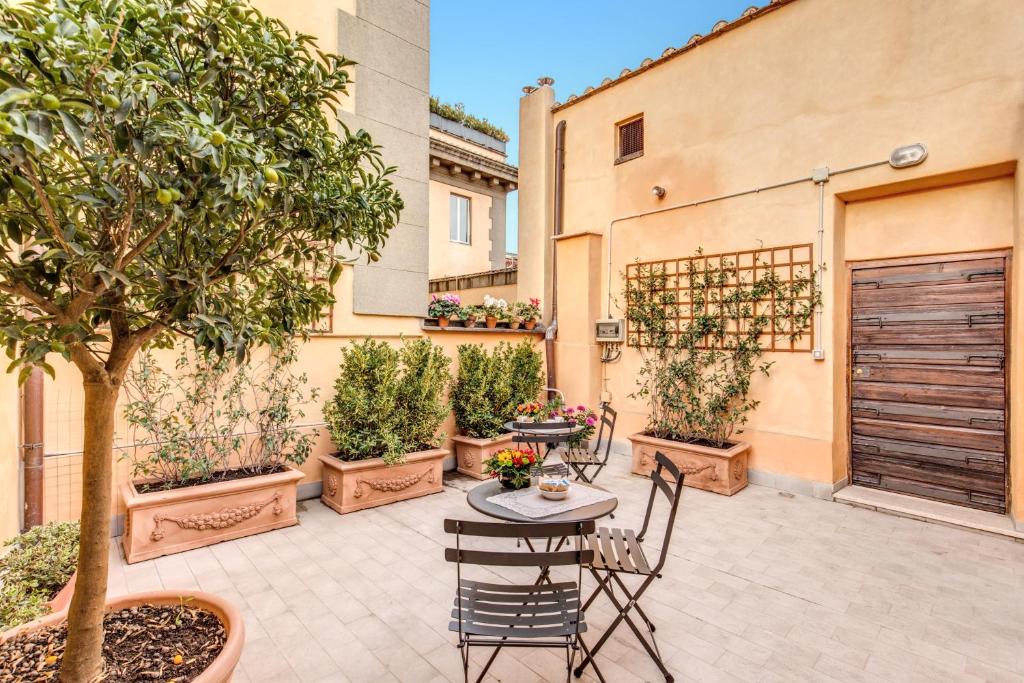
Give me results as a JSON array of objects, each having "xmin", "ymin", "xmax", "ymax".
[
  {"xmin": 0, "ymin": 603, "xmax": 225, "ymax": 682},
  {"xmin": 135, "ymin": 464, "xmax": 286, "ymax": 494}
]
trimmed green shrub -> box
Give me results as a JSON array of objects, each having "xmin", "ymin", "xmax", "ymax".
[
  {"xmin": 324, "ymin": 338, "xmax": 451, "ymax": 464},
  {"xmin": 0, "ymin": 522, "xmax": 79, "ymax": 631},
  {"xmin": 453, "ymin": 341, "xmax": 544, "ymax": 439}
]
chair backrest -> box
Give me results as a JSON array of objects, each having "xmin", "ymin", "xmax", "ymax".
[
  {"xmin": 443, "ymin": 519, "xmax": 595, "ymax": 568},
  {"xmin": 636, "ymin": 451, "xmax": 685, "ymax": 573},
  {"xmin": 591, "ymin": 403, "xmax": 617, "ymax": 463},
  {"xmin": 510, "ymin": 420, "xmax": 575, "ymax": 449}
]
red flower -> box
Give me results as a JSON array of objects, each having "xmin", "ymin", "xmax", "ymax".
[{"xmin": 526, "ymin": 454, "xmax": 536, "ymax": 464}]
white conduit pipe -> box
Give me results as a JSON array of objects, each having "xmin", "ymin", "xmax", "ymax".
[{"xmin": 604, "ymin": 159, "xmax": 889, "ymax": 321}]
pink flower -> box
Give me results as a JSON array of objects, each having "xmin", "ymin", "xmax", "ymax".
[
  {"xmin": 576, "ymin": 405, "xmax": 586, "ymax": 412},
  {"xmin": 586, "ymin": 416, "xmax": 597, "ymax": 426}
]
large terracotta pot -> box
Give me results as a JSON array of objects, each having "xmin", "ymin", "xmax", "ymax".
[
  {"xmin": 319, "ymin": 448, "xmax": 448, "ymax": 514},
  {"xmin": 629, "ymin": 432, "xmax": 750, "ymax": 496},
  {"xmin": 45, "ymin": 572, "xmax": 77, "ymax": 614},
  {"xmin": 120, "ymin": 466, "xmax": 304, "ymax": 564},
  {"xmin": 0, "ymin": 590, "xmax": 244, "ymax": 683},
  {"xmin": 451, "ymin": 432, "xmax": 514, "ymax": 480}
]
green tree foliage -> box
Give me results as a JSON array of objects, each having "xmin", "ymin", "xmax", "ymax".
[
  {"xmin": 452, "ymin": 341, "xmax": 543, "ymax": 439},
  {"xmin": 324, "ymin": 338, "xmax": 450, "ymax": 464},
  {"xmin": 626, "ymin": 251, "xmax": 818, "ymax": 447},
  {"xmin": 0, "ymin": 1, "xmax": 402, "ymax": 678}
]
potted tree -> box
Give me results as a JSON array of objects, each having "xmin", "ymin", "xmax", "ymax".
[
  {"xmin": 451, "ymin": 341, "xmax": 543, "ymax": 479},
  {"xmin": 625, "ymin": 253, "xmax": 817, "ymax": 495},
  {"xmin": 119, "ymin": 343, "xmax": 317, "ymax": 563},
  {"xmin": 0, "ymin": 0, "xmax": 401, "ymax": 678},
  {"xmin": 428, "ymin": 293, "xmax": 462, "ymax": 328},
  {"xmin": 320, "ymin": 338, "xmax": 451, "ymax": 513}
]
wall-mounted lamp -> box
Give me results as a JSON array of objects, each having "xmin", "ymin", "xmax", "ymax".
[
  {"xmin": 889, "ymin": 143, "xmax": 927, "ymax": 168},
  {"xmin": 652, "ymin": 185, "xmax": 667, "ymax": 199}
]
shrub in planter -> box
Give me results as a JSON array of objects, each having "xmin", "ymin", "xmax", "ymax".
[
  {"xmin": 119, "ymin": 343, "xmax": 318, "ymax": 563},
  {"xmin": 625, "ymin": 251, "xmax": 817, "ymax": 494},
  {"xmin": 320, "ymin": 338, "xmax": 451, "ymax": 512},
  {"xmin": 451, "ymin": 341, "xmax": 543, "ymax": 478},
  {"xmin": 0, "ymin": 522, "xmax": 79, "ymax": 631}
]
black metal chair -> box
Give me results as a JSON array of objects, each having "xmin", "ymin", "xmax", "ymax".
[
  {"xmin": 573, "ymin": 451, "xmax": 685, "ymax": 682},
  {"xmin": 561, "ymin": 403, "xmax": 617, "ymax": 483},
  {"xmin": 511, "ymin": 419, "xmax": 577, "ymax": 463},
  {"xmin": 444, "ymin": 518, "xmax": 601, "ymax": 683}
]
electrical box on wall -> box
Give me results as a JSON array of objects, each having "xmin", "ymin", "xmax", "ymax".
[{"xmin": 595, "ymin": 318, "xmax": 625, "ymax": 343}]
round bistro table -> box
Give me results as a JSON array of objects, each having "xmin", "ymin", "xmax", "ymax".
[{"xmin": 467, "ymin": 479, "xmax": 618, "ymax": 524}]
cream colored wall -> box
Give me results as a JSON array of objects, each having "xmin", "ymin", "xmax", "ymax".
[
  {"xmin": 428, "ymin": 179, "xmax": 495, "ymax": 279},
  {"xmin": 0, "ymin": 371, "xmax": 20, "ymax": 538},
  {"xmin": 522, "ymin": 0, "xmax": 1024, "ymax": 500}
]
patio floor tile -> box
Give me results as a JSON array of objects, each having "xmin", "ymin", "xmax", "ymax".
[{"xmin": 108, "ymin": 454, "xmax": 1024, "ymax": 682}]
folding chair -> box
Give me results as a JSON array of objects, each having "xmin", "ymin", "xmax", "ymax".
[
  {"xmin": 573, "ymin": 451, "xmax": 685, "ymax": 682},
  {"xmin": 444, "ymin": 518, "xmax": 601, "ymax": 683},
  {"xmin": 561, "ymin": 403, "xmax": 617, "ymax": 484},
  {"xmin": 511, "ymin": 419, "xmax": 576, "ymax": 463}
]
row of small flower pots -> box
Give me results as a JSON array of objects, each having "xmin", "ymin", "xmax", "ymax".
[{"xmin": 430, "ymin": 315, "xmax": 539, "ymax": 330}]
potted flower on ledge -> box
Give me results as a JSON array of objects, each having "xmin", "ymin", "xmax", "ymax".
[
  {"xmin": 428, "ymin": 293, "xmax": 462, "ymax": 328},
  {"xmin": 451, "ymin": 341, "xmax": 543, "ymax": 479},
  {"xmin": 482, "ymin": 294, "xmax": 510, "ymax": 328},
  {"xmin": 320, "ymin": 338, "xmax": 451, "ymax": 513},
  {"xmin": 625, "ymin": 252, "xmax": 817, "ymax": 495}
]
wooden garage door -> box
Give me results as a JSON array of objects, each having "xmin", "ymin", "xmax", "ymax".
[{"xmin": 850, "ymin": 253, "xmax": 1009, "ymax": 513}]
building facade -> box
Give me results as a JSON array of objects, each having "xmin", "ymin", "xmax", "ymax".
[
  {"xmin": 428, "ymin": 112, "xmax": 519, "ymax": 305},
  {"xmin": 518, "ymin": 0, "xmax": 1024, "ymax": 531}
]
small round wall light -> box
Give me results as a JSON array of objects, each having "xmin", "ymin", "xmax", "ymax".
[
  {"xmin": 889, "ymin": 143, "xmax": 928, "ymax": 168},
  {"xmin": 652, "ymin": 185, "xmax": 667, "ymax": 199}
]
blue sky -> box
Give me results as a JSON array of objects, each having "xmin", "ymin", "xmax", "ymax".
[{"xmin": 429, "ymin": 0, "xmax": 756, "ymax": 253}]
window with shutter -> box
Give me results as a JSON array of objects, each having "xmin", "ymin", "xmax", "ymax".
[{"xmin": 616, "ymin": 116, "xmax": 644, "ymax": 163}]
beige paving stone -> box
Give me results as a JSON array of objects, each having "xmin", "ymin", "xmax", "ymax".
[{"xmin": 104, "ymin": 455, "xmax": 1024, "ymax": 682}]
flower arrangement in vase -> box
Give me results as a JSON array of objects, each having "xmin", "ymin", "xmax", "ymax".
[
  {"xmin": 428, "ymin": 293, "xmax": 462, "ymax": 327},
  {"xmin": 484, "ymin": 448, "xmax": 538, "ymax": 489}
]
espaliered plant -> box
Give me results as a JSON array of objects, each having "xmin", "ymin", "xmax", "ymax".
[
  {"xmin": 323, "ymin": 338, "xmax": 451, "ymax": 464},
  {"xmin": 0, "ymin": 1, "xmax": 402, "ymax": 679},
  {"xmin": 625, "ymin": 251, "xmax": 818, "ymax": 447},
  {"xmin": 452, "ymin": 341, "xmax": 544, "ymax": 438}
]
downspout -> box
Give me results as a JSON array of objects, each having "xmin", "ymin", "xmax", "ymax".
[
  {"xmin": 545, "ymin": 120, "xmax": 566, "ymax": 389},
  {"xmin": 21, "ymin": 367, "xmax": 44, "ymax": 529}
]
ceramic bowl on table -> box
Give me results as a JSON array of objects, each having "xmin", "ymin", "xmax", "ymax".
[{"xmin": 539, "ymin": 477, "xmax": 571, "ymax": 500}]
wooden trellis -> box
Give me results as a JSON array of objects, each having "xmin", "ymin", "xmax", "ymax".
[{"xmin": 625, "ymin": 244, "xmax": 815, "ymax": 352}]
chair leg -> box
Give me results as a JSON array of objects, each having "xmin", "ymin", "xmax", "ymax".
[{"xmin": 575, "ymin": 635, "xmax": 607, "ymax": 682}]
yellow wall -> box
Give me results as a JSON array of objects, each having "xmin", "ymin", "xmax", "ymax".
[
  {"xmin": 428, "ymin": 179, "xmax": 495, "ymax": 279},
  {"xmin": 0, "ymin": 370, "xmax": 19, "ymax": 538},
  {"xmin": 434, "ymin": 283, "xmax": 518, "ymax": 307},
  {"xmin": 521, "ymin": 0, "xmax": 1024, "ymax": 510}
]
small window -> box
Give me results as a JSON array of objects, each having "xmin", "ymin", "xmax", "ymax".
[
  {"xmin": 449, "ymin": 194, "xmax": 471, "ymax": 244},
  {"xmin": 616, "ymin": 116, "xmax": 644, "ymax": 163}
]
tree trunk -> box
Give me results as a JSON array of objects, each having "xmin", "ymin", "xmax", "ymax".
[{"xmin": 60, "ymin": 378, "xmax": 119, "ymax": 683}]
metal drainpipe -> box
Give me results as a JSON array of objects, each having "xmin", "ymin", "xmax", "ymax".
[
  {"xmin": 21, "ymin": 367, "xmax": 44, "ymax": 530},
  {"xmin": 545, "ymin": 120, "xmax": 566, "ymax": 389}
]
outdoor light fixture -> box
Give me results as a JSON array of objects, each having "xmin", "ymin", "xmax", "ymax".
[
  {"xmin": 652, "ymin": 185, "xmax": 666, "ymax": 198},
  {"xmin": 889, "ymin": 143, "xmax": 928, "ymax": 168}
]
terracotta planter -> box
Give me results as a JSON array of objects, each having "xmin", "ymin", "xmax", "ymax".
[
  {"xmin": 120, "ymin": 466, "xmax": 304, "ymax": 564},
  {"xmin": 45, "ymin": 572, "xmax": 76, "ymax": 614},
  {"xmin": 436, "ymin": 315, "xmax": 450, "ymax": 328},
  {"xmin": 1, "ymin": 590, "xmax": 244, "ymax": 683},
  {"xmin": 629, "ymin": 432, "xmax": 750, "ymax": 496},
  {"xmin": 525, "ymin": 320, "xmax": 537, "ymax": 331},
  {"xmin": 451, "ymin": 432, "xmax": 514, "ymax": 480},
  {"xmin": 510, "ymin": 318, "xmax": 522, "ymax": 330},
  {"xmin": 319, "ymin": 448, "xmax": 448, "ymax": 514},
  {"xmin": 485, "ymin": 315, "xmax": 498, "ymax": 328},
  {"xmin": 464, "ymin": 315, "xmax": 478, "ymax": 327}
]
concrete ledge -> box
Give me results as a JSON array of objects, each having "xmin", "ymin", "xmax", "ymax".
[
  {"xmin": 834, "ymin": 485, "xmax": 1024, "ymax": 542},
  {"xmin": 748, "ymin": 468, "xmax": 838, "ymax": 501}
]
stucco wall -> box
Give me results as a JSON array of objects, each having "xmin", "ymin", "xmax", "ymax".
[
  {"xmin": 428, "ymin": 179, "xmax": 495, "ymax": 279},
  {"xmin": 521, "ymin": 0, "xmax": 1024, "ymax": 511}
]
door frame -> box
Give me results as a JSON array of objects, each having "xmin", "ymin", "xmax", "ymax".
[{"xmin": 845, "ymin": 248, "xmax": 1013, "ymax": 511}]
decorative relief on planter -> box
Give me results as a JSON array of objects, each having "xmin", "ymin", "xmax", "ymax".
[
  {"xmin": 462, "ymin": 452, "xmax": 475, "ymax": 468},
  {"xmin": 151, "ymin": 492, "xmax": 283, "ymax": 541},
  {"xmin": 353, "ymin": 468, "xmax": 435, "ymax": 498},
  {"xmin": 452, "ymin": 433, "xmax": 514, "ymax": 480},
  {"xmin": 629, "ymin": 433, "xmax": 749, "ymax": 496},
  {"xmin": 326, "ymin": 474, "xmax": 338, "ymax": 497}
]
